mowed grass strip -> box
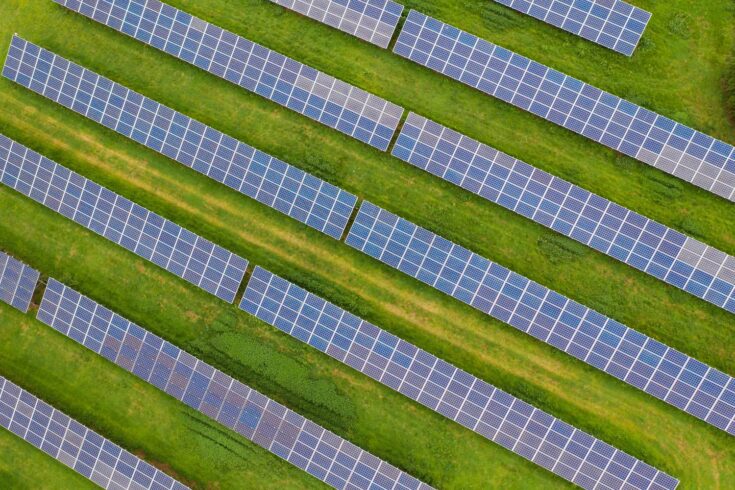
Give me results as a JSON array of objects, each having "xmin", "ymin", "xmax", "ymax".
[{"xmin": 0, "ymin": 0, "xmax": 733, "ymax": 488}]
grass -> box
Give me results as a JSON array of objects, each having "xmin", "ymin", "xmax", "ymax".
[{"xmin": 0, "ymin": 0, "xmax": 733, "ymax": 488}]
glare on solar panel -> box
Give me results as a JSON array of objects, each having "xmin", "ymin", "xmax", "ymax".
[
  {"xmin": 0, "ymin": 135, "xmax": 248, "ymax": 303},
  {"xmin": 2, "ymin": 36, "xmax": 358, "ymax": 240},
  {"xmin": 241, "ymin": 267, "xmax": 680, "ymax": 490},
  {"xmin": 0, "ymin": 376, "xmax": 189, "ymax": 490},
  {"xmin": 0, "ymin": 251, "xmax": 40, "ymax": 313},
  {"xmin": 345, "ymin": 201, "xmax": 735, "ymax": 436},
  {"xmin": 392, "ymin": 113, "xmax": 735, "ymax": 314},
  {"xmin": 492, "ymin": 0, "xmax": 651, "ymax": 55},
  {"xmin": 36, "ymin": 279, "xmax": 433, "ymax": 490},
  {"xmin": 393, "ymin": 10, "xmax": 735, "ymax": 201},
  {"xmin": 53, "ymin": 0, "xmax": 405, "ymax": 151},
  {"xmin": 269, "ymin": 0, "xmax": 404, "ymax": 48}
]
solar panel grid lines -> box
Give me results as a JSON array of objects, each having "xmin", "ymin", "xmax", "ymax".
[
  {"xmin": 0, "ymin": 135, "xmax": 248, "ymax": 303},
  {"xmin": 392, "ymin": 10, "xmax": 735, "ymax": 202},
  {"xmin": 53, "ymin": 0, "xmax": 405, "ymax": 152},
  {"xmin": 36, "ymin": 279, "xmax": 434, "ymax": 490},
  {"xmin": 3, "ymin": 36, "xmax": 358, "ymax": 241},
  {"xmin": 492, "ymin": 0, "xmax": 651, "ymax": 56},
  {"xmin": 0, "ymin": 376, "xmax": 189, "ymax": 490},
  {"xmin": 345, "ymin": 202, "xmax": 735, "ymax": 436},
  {"xmin": 0, "ymin": 251, "xmax": 40, "ymax": 313},
  {"xmin": 392, "ymin": 112, "xmax": 735, "ymax": 314},
  {"xmin": 241, "ymin": 266, "xmax": 680, "ymax": 490},
  {"xmin": 269, "ymin": 0, "xmax": 405, "ymax": 48}
]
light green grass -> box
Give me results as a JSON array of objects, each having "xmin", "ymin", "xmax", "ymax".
[{"xmin": 0, "ymin": 0, "xmax": 733, "ymax": 488}]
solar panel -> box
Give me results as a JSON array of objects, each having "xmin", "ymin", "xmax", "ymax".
[
  {"xmin": 393, "ymin": 113, "xmax": 735, "ymax": 314},
  {"xmin": 0, "ymin": 251, "xmax": 40, "ymax": 313},
  {"xmin": 393, "ymin": 10, "xmax": 735, "ymax": 202},
  {"xmin": 492, "ymin": 0, "xmax": 651, "ymax": 56},
  {"xmin": 36, "ymin": 279, "xmax": 433, "ymax": 490},
  {"xmin": 345, "ymin": 202, "xmax": 735, "ymax": 436},
  {"xmin": 3, "ymin": 36, "xmax": 357, "ymax": 241},
  {"xmin": 53, "ymin": 0, "xmax": 405, "ymax": 152},
  {"xmin": 269, "ymin": 0, "xmax": 404, "ymax": 49},
  {"xmin": 241, "ymin": 267, "xmax": 679, "ymax": 490},
  {"xmin": 0, "ymin": 376, "xmax": 189, "ymax": 490},
  {"xmin": 0, "ymin": 135, "xmax": 248, "ymax": 303}
]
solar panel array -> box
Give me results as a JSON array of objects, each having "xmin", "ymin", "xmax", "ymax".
[
  {"xmin": 54, "ymin": 0, "xmax": 405, "ymax": 152},
  {"xmin": 345, "ymin": 202, "xmax": 735, "ymax": 436},
  {"xmin": 36, "ymin": 279, "xmax": 433, "ymax": 490},
  {"xmin": 3, "ymin": 36, "xmax": 357, "ymax": 240},
  {"xmin": 492, "ymin": 0, "xmax": 651, "ymax": 56},
  {"xmin": 269, "ymin": 0, "xmax": 404, "ymax": 49},
  {"xmin": 241, "ymin": 267, "xmax": 679, "ymax": 490},
  {"xmin": 0, "ymin": 135, "xmax": 248, "ymax": 303},
  {"xmin": 0, "ymin": 251, "xmax": 40, "ymax": 313},
  {"xmin": 0, "ymin": 376, "xmax": 189, "ymax": 490},
  {"xmin": 393, "ymin": 10, "xmax": 735, "ymax": 202},
  {"xmin": 392, "ymin": 113, "xmax": 735, "ymax": 314}
]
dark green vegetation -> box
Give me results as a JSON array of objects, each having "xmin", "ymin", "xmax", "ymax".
[{"xmin": 0, "ymin": 0, "xmax": 733, "ymax": 488}]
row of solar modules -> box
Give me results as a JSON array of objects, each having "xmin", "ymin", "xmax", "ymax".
[
  {"xmin": 492, "ymin": 0, "xmax": 651, "ymax": 56},
  {"xmin": 241, "ymin": 267, "xmax": 679, "ymax": 490},
  {"xmin": 36, "ymin": 279, "xmax": 431, "ymax": 490},
  {"xmin": 53, "ymin": 0, "xmax": 404, "ymax": 151},
  {"xmin": 345, "ymin": 201, "xmax": 735, "ymax": 437},
  {"xmin": 0, "ymin": 376, "xmax": 188, "ymax": 490},
  {"xmin": 393, "ymin": 10, "xmax": 735, "ymax": 201},
  {"xmin": 43, "ymin": 1, "xmax": 735, "ymax": 316},
  {"xmin": 0, "ymin": 134, "xmax": 248, "ymax": 303},
  {"xmin": 0, "ymin": 251, "xmax": 40, "ymax": 313},
  {"xmin": 3, "ymin": 35, "xmax": 358, "ymax": 241},
  {"xmin": 392, "ymin": 113, "xmax": 735, "ymax": 314}
]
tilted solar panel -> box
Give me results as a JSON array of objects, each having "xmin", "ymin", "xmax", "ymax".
[
  {"xmin": 269, "ymin": 0, "xmax": 404, "ymax": 48},
  {"xmin": 393, "ymin": 10, "xmax": 735, "ymax": 201},
  {"xmin": 36, "ymin": 279, "xmax": 433, "ymax": 490},
  {"xmin": 492, "ymin": 0, "xmax": 651, "ymax": 56},
  {"xmin": 54, "ymin": 0, "xmax": 405, "ymax": 151},
  {"xmin": 0, "ymin": 251, "xmax": 40, "ymax": 313},
  {"xmin": 392, "ymin": 113, "xmax": 735, "ymax": 314},
  {"xmin": 0, "ymin": 135, "xmax": 248, "ymax": 303},
  {"xmin": 345, "ymin": 202, "xmax": 735, "ymax": 436},
  {"xmin": 241, "ymin": 267, "xmax": 679, "ymax": 490},
  {"xmin": 3, "ymin": 36, "xmax": 357, "ymax": 240},
  {"xmin": 0, "ymin": 376, "xmax": 189, "ymax": 490}
]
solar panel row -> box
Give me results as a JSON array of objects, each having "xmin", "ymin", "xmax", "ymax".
[
  {"xmin": 0, "ymin": 135, "xmax": 248, "ymax": 303},
  {"xmin": 54, "ymin": 0, "xmax": 405, "ymax": 151},
  {"xmin": 3, "ymin": 36, "xmax": 357, "ymax": 240},
  {"xmin": 241, "ymin": 267, "xmax": 679, "ymax": 490},
  {"xmin": 269, "ymin": 0, "xmax": 404, "ymax": 48},
  {"xmin": 0, "ymin": 251, "xmax": 40, "ymax": 313},
  {"xmin": 393, "ymin": 10, "xmax": 735, "ymax": 201},
  {"xmin": 392, "ymin": 113, "xmax": 735, "ymax": 314},
  {"xmin": 345, "ymin": 202, "xmax": 735, "ymax": 436},
  {"xmin": 493, "ymin": 0, "xmax": 651, "ymax": 56},
  {"xmin": 0, "ymin": 376, "xmax": 189, "ymax": 490},
  {"xmin": 36, "ymin": 279, "xmax": 433, "ymax": 490}
]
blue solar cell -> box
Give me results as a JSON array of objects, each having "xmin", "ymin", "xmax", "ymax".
[
  {"xmin": 268, "ymin": 0, "xmax": 404, "ymax": 48},
  {"xmin": 345, "ymin": 201, "xmax": 735, "ymax": 437},
  {"xmin": 52, "ymin": 0, "xmax": 405, "ymax": 152},
  {"xmin": 0, "ymin": 134, "xmax": 248, "ymax": 303},
  {"xmin": 393, "ymin": 10, "xmax": 735, "ymax": 202},
  {"xmin": 240, "ymin": 266, "xmax": 678, "ymax": 490},
  {"xmin": 36, "ymin": 279, "xmax": 432, "ymax": 490},
  {"xmin": 3, "ymin": 37, "xmax": 357, "ymax": 241},
  {"xmin": 392, "ymin": 113, "xmax": 735, "ymax": 314},
  {"xmin": 0, "ymin": 251, "xmax": 40, "ymax": 313},
  {"xmin": 0, "ymin": 376, "xmax": 189, "ymax": 490}
]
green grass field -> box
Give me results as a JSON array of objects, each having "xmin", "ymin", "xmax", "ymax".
[{"xmin": 0, "ymin": 0, "xmax": 733, "ymax": 488}]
